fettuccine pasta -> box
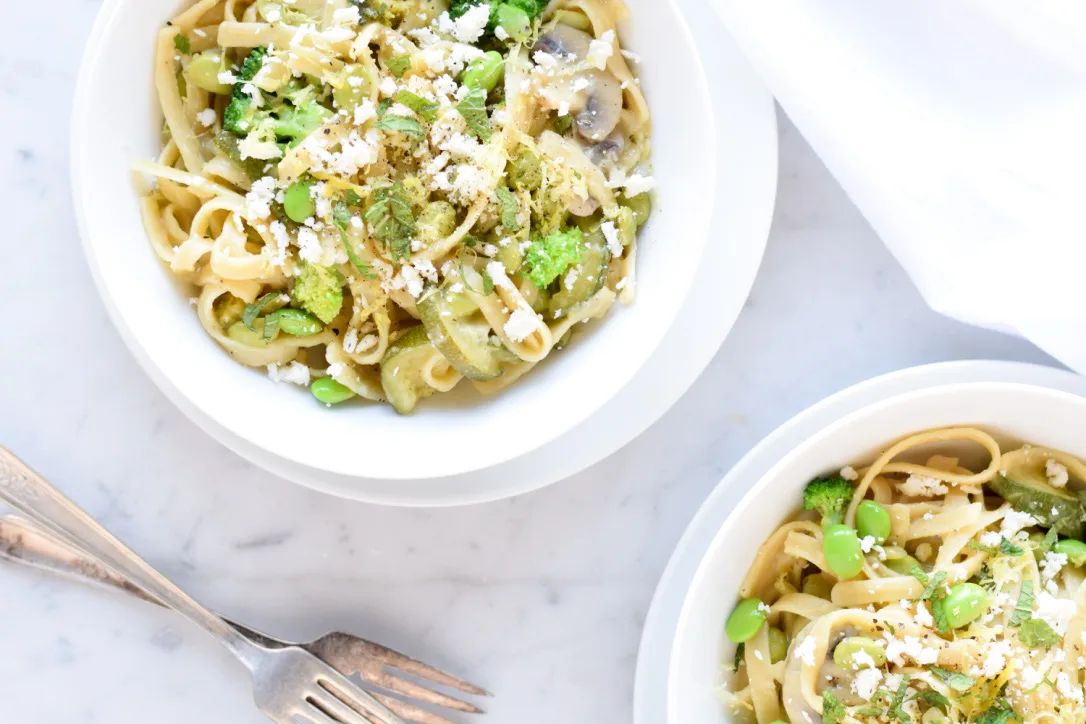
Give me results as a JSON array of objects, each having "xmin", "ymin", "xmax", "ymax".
[
  {"xmin": 138, "ymin": 0, "xmax": 653, "ymax": 413},
  {"xmin": 722, "ymin": 428, "xmax": 1086, "ymax": 723}
]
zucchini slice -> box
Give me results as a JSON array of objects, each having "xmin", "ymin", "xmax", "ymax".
[
  {"xmin": 379, "ymin": 326, "xmax": 438, "ymax": 415},
  {"xmin": 990, "ymin": 467, "xmax": 1086, "ymax": 538},
  {"xmin": 417, "ymin": 286, "xmax": 503, "ymax": 382},
  {"xmin": 548, "ymin": 227, "xmax": 610, "ymax": 318}
]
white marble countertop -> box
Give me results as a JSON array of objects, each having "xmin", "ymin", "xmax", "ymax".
[{"xmin": 0, "ymin": 1, "xmax": 1061, "ymax": 722}]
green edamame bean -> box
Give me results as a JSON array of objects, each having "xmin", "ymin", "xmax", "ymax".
[
  {"xmin": 832, "ymin": 636, "xmax": 887, "ymax": 669},
  {"xmin": 496, "ymin": 4, "xmax": 533, "ymax": 41},
  {"xmin": 624, "ymin": 193, "xmax": 652, "ymax": 227},
  {"xmin": 725, "ymin": 597, "xmax": 768, "ymax": 643},
  {"xmin": 269, "ymin": 308, "xmax": 323, "ymax": 336},
  {"xmin": 284, "ymin": 181, "xmax": 316, "ymax": 222},
  {"xmin": 882, "ymin": 547, "xmax": 922, "ymax": 576},
  {"xmin": 801, "ymin": 573, "xmax": 835, "ymax": 600},
  {"xmin": 856, "ymin": 500, "xmax": 892, "ymax": 545},
  {"xmin": 822, "ymin": 524, "xmax": 865, "ymax": 579},
  {"xmin": 188, "ymin": 51, "xmax": 232, "ymax": 94},
  {"xmin": 1054, "ymin": 539, "xmax": 1086, "ymax": 566},
  {"xmin": 509, "ymin": 148, "xmax": 543, "ymax": 191},
  {"xmin": 462, "ymin": 51, "xmax": 505, "ymax": 92},
  {"xmin": 943, "ymin": 583, "xmax": 988, "ymax": 629},
  {"xmin": 767, "ymin": 626, "xmax": 788, "ymax": 664},
  {"xmin": 311, "ymin": 377, "xmax": 357, "ymax": 405}
]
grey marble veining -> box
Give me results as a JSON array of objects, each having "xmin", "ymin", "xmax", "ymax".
[{"xmin": 0, "ymin": 0, "xmax": 1059, "ymax": 722}]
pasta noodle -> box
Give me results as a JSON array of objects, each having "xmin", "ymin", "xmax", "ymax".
[
  {"xmin": 722, "ymin": 428, "xmax": 1086, "ymax": 723},
  {"xmin": 138, "ymin": 0, "xmax": 654, "ymax": 413}
]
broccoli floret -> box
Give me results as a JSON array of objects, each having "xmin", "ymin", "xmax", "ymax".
[
  {"xmin": 266, "ymin": 101, "xmax": 333, "ymax": 147},
  {"xmin": 450, "ymin": 0, "xmax": 545, "ymax": 26},
  {"xmin": 503, "ymin": 0, "xmax": 546, "ymax": 19},
  {"xmin": 522, "ymin": 227, "xmax": 583, "ymax": 289},
  {"xmin": 223, "ymin": 47, "xmax": 269, "ymax": 135},
  {"xmin": 293, "ymin": 263, "xmax": 344, "ymax": 324},
  {"xmin": 803, "ymin": 476, "xmax": 855, "ymax": 528}
]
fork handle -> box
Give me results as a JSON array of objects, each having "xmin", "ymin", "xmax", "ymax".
[{"xmin": 0, "ymin": 447, "xmax": 261, "ymax": 667}]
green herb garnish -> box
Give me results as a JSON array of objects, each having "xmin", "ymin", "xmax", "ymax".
[
  {"xmin": 393, "ymin": 90, "xmax": 439, "ymax": 122},
  {"xmin": 975, "ymin": 698, "xmax": 1023, "ymax": 724},
  {"xmin": 364, "ymin": 182, "xmax": 415, "ymax": 261},
  {"xmin": 386, "ymin": 55, "xmax": 411, "ymax": 78},
  {"xmin": 332, "ymin": 201, "xmax": 376, "ymax": 279},
  {"xmin": 173, "ymin": 33, "xmax": 191, "ymax": 55},
  {"xmin": 375, "ymin": 114, "xmax": 427, "ymax": 139},
  {"xmin": 1018, "ymin": 618, "xmax": 1061, "ymax": 648},
  {"xmin": 821, "ymin": 691, "xmax": 846, "ymax": 724},
  {"xmin": 456, "ymin": 86, "xmax": 491, "ymax": 141},
  {"xmin": 928, "ymin": 666, "xmax": 975, "ymax": 692},
  {"xmin": 1008, "ymin": 580, "xmax": 1033, "ymax": 627},
  {"xmin": 887, "ymin": 675, "xmax": 912, "ymax": 722},
  {"xmin": 243, "ymin": 292, "xmax": 284, "ymax": 330},
  {"xmin": 496, "ymin": 187, "xmax": 521, "ymax": 231}
]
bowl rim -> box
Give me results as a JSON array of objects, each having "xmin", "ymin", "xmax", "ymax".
[
  {"xmin": 665, "ymin": 379, "xmax": 1086, "ymax": 722},
  {"xmin": 70, "ymin": 0, "xmax": 720, "ymax": 482}
]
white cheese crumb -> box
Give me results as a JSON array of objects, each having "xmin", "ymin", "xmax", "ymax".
[
  {"xmin": 859, "ymin": 535, "xmax": 876, "ymax": 553},
  {"xmin": 884, "ymin": 635, "xmax": 939, "ymax": 666},
  {"xmin": 899, "ymin": 475, "xmax": 949, "ymax": 497},
  {"xmin": 217, "ymin": 70, "xmax": 237, "ymax": 85},
  {"xmin": 443, "ymin": 5, "xmax": 490, "ymax": 43},
  {"xmin": 353, "ymin": 99, "xmax": 377, "ymax": 126},
  {"xmin": 504, "ymin": 308, "xmax": 540, "ymax": 342},
  {"xmin": 572, "ymin": 77, "xmax": 591, "ymax": 92},
  {"xmin": 1046, "ymin": 459, "xmax": 1070, "ymax": 488},
  {"xmin": 1042, "ymin": 551, "xmax": 1068, "ymax": 580},
  {"xmin": 913, "ymin": 601, "xmax": 934, "ymax": 628},
  {"xmin": 379, "ymin": 76, "xmax": 398, "ymax": 97},
  {"xmin": 586, "ymin": 29, "xmax": 615, "ymax": 70},
  {"xmin": 332, "ymin": 6, "xmax": 361, "ymax": 24},
  {"xmin": 494, "ymin": 25, "xmax": 510, "ymax": 41},
  {"xmin": 399, "ymin": 264, "xmax": 424, "ymax": 298},
  {"xmin": 981, "ymin": 640, "xmax": 1012, "ymax": 678},
  {"xmin": 557, "ymin": 101, "xmax": 570, "ymax": 117},
  {"xmin": 1000, "ymin": 510, "xmax": 1039, "ymax": 538},
  {"xmin": 196, "ymin": 108, "xmax": 217, "ymax": 127},
  {"xmin": 296, "ymin": 227, "xmax": 322, "ymax": 263},
  {"xmin": 245, "ymin": 176, "xmax": 277, "ymax": 220},
  {"xmin": 979, "ymin": 531, "xmax": 1002, "ymax": 547},
  {"xmin": 267, "ymin": 361, "xmax": 310, "ymax": 385},
  {"xmin": 1035, "ymin": 590, "xmax": 1077, "ymax": 635},
  {"xmin": 533, "ymin": 51, "xmax": 559, "ymax": 67},
  {"xmin": 621, "ymin": 173, "xmax": 656, "ymax": 196},
  {"xmin": 794, "ymin": 636, "xmax": 816, "ymax": 667},
  {"xmin": 840, "ymin": 466, "xmax": 859, "ymax": 481},
  {"xmin": 621, "ymin": 49, "xmax": 642, "ymax": 64},
  {"xmin": 600, "ymin": 221, "xmax": 623, "ymax": 256},
  {"xmin": 851, "ymin": 667, "xmax": 882, "ymax": 701}
]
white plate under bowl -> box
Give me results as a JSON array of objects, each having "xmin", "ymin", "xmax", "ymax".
[
  {"xmin": 633, "ymin": 361, "xmax": 1086, "ymax": 724},
  {"xmin": 72, "ymin": 0, "xmax": 719, "ymax": 481},
  {"xmin": 70, "ymin": 0, "xmax": 778, "ymax": 505}
]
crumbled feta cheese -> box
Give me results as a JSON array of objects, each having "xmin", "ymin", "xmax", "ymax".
[
  {"xmin": 981, "ymin": 640, "xmax": 1012, "ymax": 678},
  {"xmin": 486, "ymin": 261, "xmax": 514, "ymax": 290},
  {"xmin": 557, "ymin": 101, "xmax": 570, "ymax": 117},
  {"xmin": 504, "ymin": 308, "xmax": 540, "ymax": 342},
  {"xmin": 1056, "ymin": 672, "xmax": 1085, "ymax": 703},
  {"xmin": 533, "ymin": 51, "xmax": 559, "ymax": 67},
  {"xmin": 851, "ymin": 667, "xmax": 882, "ymax": 701},
  {"xmin": 840, "ymin": 466, "xmax": 859, "ymax": 481},
  {"xmin": 1046, "ymin": 459, "xmax": 1070, "ymax": 488},
  {"xmin": 494, "ymin": 25, "xmax": 510, "ymax": 41},
  {"xmin": 1042, "ymin": 551, "xmax": 1068, "ymax": 580},
  {"xmin": 245, "ymin": 176, "xmax": 277, "ymax": 220},
  {"xmin": 979, "ymin": 531, "xmax": 1002, "ymax": 547},
  {"xmin": 353, "ymin": 99, "xmax": 377, "ymax": 126},
  {"xmin": 441, "ymin": 5, "xmax": 490, "ymax": 43},
  {"xmin": 913, "ymin": 601, "xmax": 934, "ymax": 628},
  {"xmin": 217, "ymin": 70, "xmax": 237, "ymax": 85},
  {"xmin": 326, "ymin": 363, "xmax": 346, "ymax": 378},
  {"xmin": 1020, "ymin": 665, "xmax": 1044, "ymax": 690},
  {"xmin": 412, "ymin": 258, "xmax": 439, "ymax": 283},
  {"xmin": 621, "ymin": 173, "xmax": 656, "ymax": 196},
  {"xmin": 572, "ymin": 77, "xmax": 591, "ymax": 92},
  {"xmin": 757, "ymin": 602, "xmax": 771, "ymax": 615},
  {"xmin": 332, "ymin": 6, "xmax": 361, "ymax": 24},
  {"xmin": 859, "ymin": 535, "xmax": 876, "ymax": 553},
  {"xmin": 851, "ymin": 650, "xmax": 877, "ymax": 669},
  {"xmin": 1035, "ymin": 591, "xmax": 1078, "ymax": 635},
  {"xmin": 899, "ymin": 475, "xmax": 949, "ymax": 497},
  {"xmin": 238, "ymin": 131, "xmax": 283, "ymax": 160},
  {"xmin": 380, "ymin": 76, "xmax": 398, "ymax": 96},
  {"xmin": 600, "ymin": 221, "xmax": 624, "ymax": 256},
  {"xmin": 296, "ymin": 227, "xmax": 323, "ymax": 263},
  {"xmin": 267, "ymin": 361, "xmax": 310, "ymax": 385},
  {"xmin": 586, "ymin": 30, "xmax": 615, "ymax": 70},
  {"xmin": 884, "ymin": 635, "xmax": 939, "ymax": 666},
  {"xmin": 621, "ymin": 49, "xmax": 642, "ymax": 64},
  {"xmin": 399, "ymin": 264, "xmax": 424, "ymax": 298},
  {"xmin": 752, "ymin": 648, "xmax": 763, "ymax": 661},
  {"xmin": 1000, "ymin": 510, "xmax": 1039, "ymax": 538},
  {"xmin": 196, "ymin": 108, "xmax": 217, "ymax": 127},
  {"xmin": 794, "ymin": 636, "xmax": 817, "ymax": 666}
]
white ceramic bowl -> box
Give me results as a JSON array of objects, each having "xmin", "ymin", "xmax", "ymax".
[
  {"xmin": 72, "ymin": 0, "xmax": 717, "ymax": 481},
  {"xmin": 667, "ymin": 381, "xmax": 1086, "ymax": 724}
]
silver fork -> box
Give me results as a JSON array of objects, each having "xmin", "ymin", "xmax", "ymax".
[
  {"xmin": 0, "ymin": 447, "xmax": 404, "ymax": 724},
  {"xmin": 0, "ymin": 514, "xmax": 486, "ymax": 724}
]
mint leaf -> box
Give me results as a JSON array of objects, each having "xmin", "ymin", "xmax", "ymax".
[
  {"xmin": 909, "ymin": 565, "xmax": 929, "ymax": 586},
  {"xmin": 480, "ymin": 268, "xmax": 495, "ymax": 296},
  {"xmin": 393, "ymin": 90, "xmax": 439, "ymax": 122},
  {"xmin": 1000, "ymin": 538, "xmax": 1025, "ymax": 556},
  {"xmin": 1018, "ymin": 618, "xmax": 1061, "ymax": 648},
  {"xmin": 887, "ymin": 675, "xmax": 912, "ymax": 722},
  {"xmin": 975, "ymin": 699, "xmax": 1022, "ymax": 724},
  {"xmin": 928, "ymin": 666, "xmax": 975, "ymax": 693},
  {"xmin": 243, "ymin": 293, "xmax": 284, "ymax": 330},
  {"xmin": 1009, "ymin": 580, "xmax": 1033, "ymax": 627},
  {"xmin": 496, "ymin": 187, "xmax": 521, "ymax": 231},
  {"xmin": 457, "ymin": 86, "xmax": 491, "ymax": 141},
  {"xmin": 332, "ymin": 201, "xmax": 375, "ymax": 279},
  {"xmin": 377, "ymin": 98, "xmax": 394, "ymax": 117},
  {"xmin": 1040, "ymin": 527, "xmax": 1060, "ymax": 553},
  {"xmin": 344, "ymin": 189, "xmax": 362, "ymax": 206},
  {"xmin": 921, "ymin": 571, "xmax": 947, "ymax": 601},
  {"xmin": 931, "ymin": 595, "xmax": 951, "ymax": 635},
  {"xmin": 915, "ymin": 690, "xmax": 950, "ymax": 712},
  {"xmin": 364, "ymin": 182, "xmax": 415, "ymax": 262},
  {"xmin": 375, "ymin": 114, "xmax": 427, "ymax": 139},
  {"xmin": 732, "ymin": 643, "xmax": 744, "ymax": 672},
  {"xmin": 822, "ymin": 691, "xmax": 845, "ymax": 724},
  {"xmin": 386, "ymin": 55, "xmax": 411, "ymax": 78},
  {"xmin": 174, "ymin": 33, "xmax": 191, "ymax": 55}
]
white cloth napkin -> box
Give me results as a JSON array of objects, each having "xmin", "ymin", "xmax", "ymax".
[{"xmin": 708, "ymin": 0, "xmax": 1086, "ymax": 371}]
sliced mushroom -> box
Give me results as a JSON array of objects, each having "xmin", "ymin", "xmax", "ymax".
[
  {"xmin": 533, "ymin": 24, "xmax": 594, "ymax": 63},
  {"xmin": 571, "ymin": 70, "xmax": 623, "ymax": 142},
  {"xmin": 581, "ymin": 130, "xmax": 626, "ymax": 168},
  {"xmin": 565, "ymin": 193, "xmax": 600, "ymax": 217}
]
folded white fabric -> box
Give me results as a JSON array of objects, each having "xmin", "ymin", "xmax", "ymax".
[{"xmin": 708, "ymin": 0, "xmax": 1086, "ymax": 371}]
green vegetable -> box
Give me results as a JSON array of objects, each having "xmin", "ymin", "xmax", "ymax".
[
  {"xmin": 462, "ymin": 51, "xmax": 505, "ymax": 92},
  {"xmin": 213, "ymin": 131, "xmax": 269, "ymax": 181},
  {"xmin": 173, "ymin": 33, "xmax": 191, "ymax": 55},
  {"xmin": 386, "ymin": 55, "xmax": 412, "ymax": 78},
  {"xmin": 188, "ymin": 51, "xmax": 231, "ymax": 94},
  {"xmin": 1054, "ymin": 538, "xmax": 1086, "ymax": 566},
  {"xmin": 724, "ymin": 597, "xmax": 768, "ymax": 644},
  {"xmin": 968, "ymin": 537, "xmax": 1025, "ymax": 557},
  {"xmin": 380, "ymin": 326, "xmax": 439, "ymax": 415},
  {"xmin": 417, "ymin": 281, "xmax": 503, "ymax": 381},
  {"xmin": 732, "ymin": 642, "xmax": 744, "ymax": 672},
  {"xmin": 766, "ymin": 627, "xmax": 788, "ymax": 664},
  {"xmin": 832, "ymin": 636, "xmax": 886, "ymax": 669},
  {"xmin": 821, "ymin": 691, "xmax": 846, "ymax": 724},
  {"xmin": 915, "ymin": 690, "xmax": 951, "ymax": 714},
  {"xmin": 989, "ymin": 468, "xmax": 1086, "ymax": 538},
  {"xmin": 365, "ymin": 182, "xmax": 416, "ymax": 261},
  {"xmin": 883, "ymin": 548, "xmax": 923, "ymax": 576},
  {"xmin": 496, "ymin": 187, "xmax": 521, "ymax": 231},
  {"xmin": 523, "ymin": 227, "xmax": 584, "ymax": 289},
  {"xmin": 332, "ymin": 65, "xmax": 372, "ymax": 111},
  {"xmin": 887, "ymin": 675, "xmax": 912, "ymax": 722},
  {"xmin": 1040, "ymin": 526, "xmax": 1060, "ymax": 553},
  {"xmin": 243, "ymin": 292, "xmax": 287, "ymax": 330},
  {"xmin": 311, "ymin": 377, "xmax": 357, "ymax": 405},
  {"xmin": 915, "ymin": 568, "xmax": 947, "ymax": 601},
  {"xmin": 392, "ymin": 90, "xmax": 439, "ymax": 122},
  {"xmin": 624, "ymin": 193, "xmax": 653, "ymax": 227},
  {"xmin": 225, "ymin": 320, "xmax": 269, "ymax": 347},
  {"xmin": 801, "ymin": 572, "xmax": 834, "ymax": 600},
  {"xmin": 1018, "ymin": 618, "xmax": 1061, "ymax": 648},
  {"xmin": 974, "ymin": 699, "xmax": 1022, "ymax": 724},
  {"xmin": 283, "ymin": 181, "xmax": 316, "ymax": 222},
  {"xmin": 416, "ymin": 201, "xmax": 458, "ymax": 246},
  {"xmin": 495, "ymin": 3, "xmax": 532, "ymax": 41},
  {"xmin": 552, "ymin": 114, "xmax": 573, "ymax": 134},
  {"xmin": 927, "ymin": 666, "xmax": 975, "ymax": 692},
  {"xmin": 942, "ymin": 582, "xmax": 988, "ymax": 629},
  {"xmin": 332, "ymin": 201, "xmax": 374, "ymax": 279},
  {"xmin": 1009, "ymin": 580, "xmax": 1033, "ymax": 627},
  {"xmin": 508, "ymin": 148, "xmax": 543, "ymax": 191},
  {"xmin": 375, "ymin": 114, "xmax": 427, "ymax": 139},
  {"xmin": 856, "ymin": 500, "xmax": 891, "ymax": 544},
  {"xmin": 456, "ymin": 86, "xmax": 491, "ymax": 141},
  {"xmin": 292, "ymin": 263, "xmax": 344, "ymax": 324},
  {"xmin": 223, "ymin": 46, "xmax": 269, "ymax": 135},
  {"xmin": 823, "ymin": 524, "xmax": 865, "ymax": 579},
  {"xmin": 265, "ymin": 308, "xmax": 324, "ymax": 338},
  {"xmin": 802, "ymin": 476, "xmax": 854, "ymax": 527}
]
